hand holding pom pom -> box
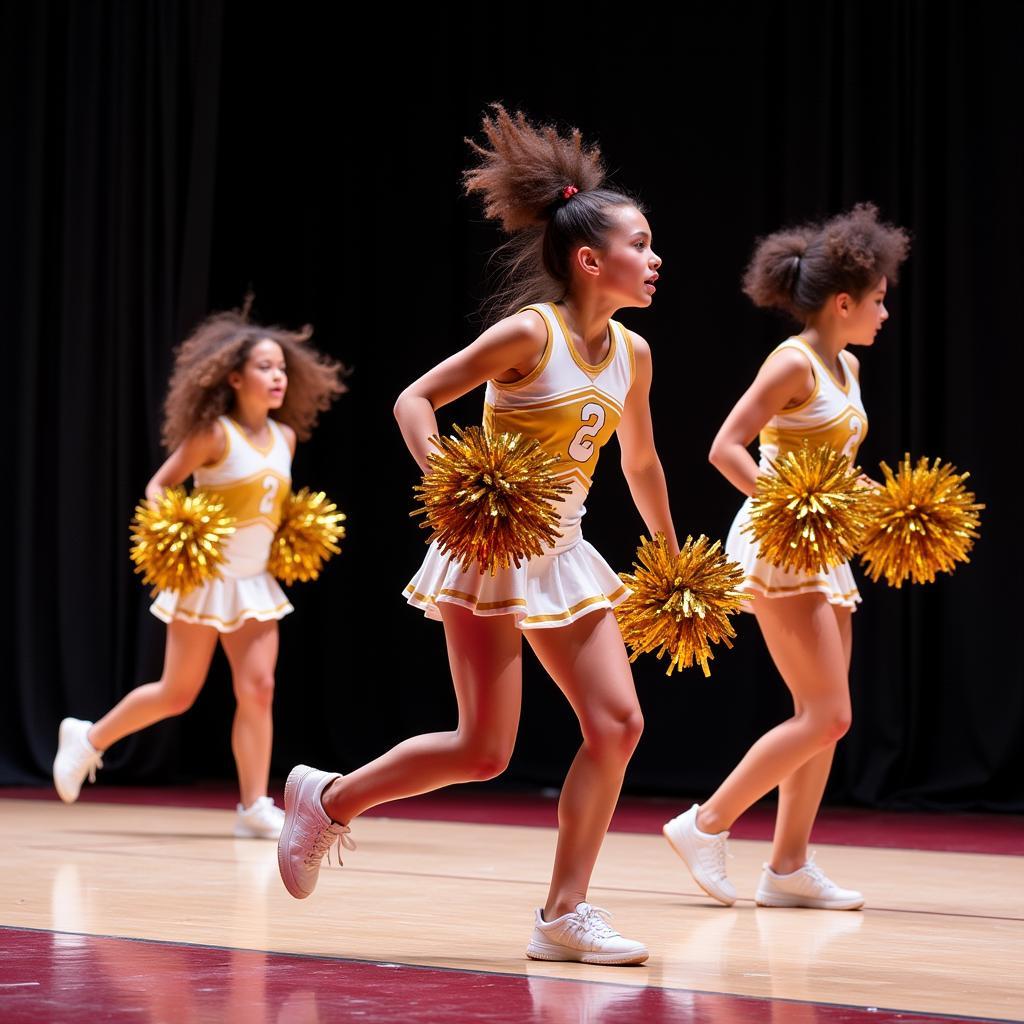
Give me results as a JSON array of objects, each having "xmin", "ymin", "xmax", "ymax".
[
  {"xmin": 858, "ymin": 454, "xmax": 984, "ymax": 587},
  {"xmin": 616, "ymin": 533, "xmax": 751, "ymax": 678},
  {"xmin": 411, "ymin": 425, "xmax": 571, "ymax": 576},
  {"xmin": 130, "ymin": 487, "xmax": 235, "ymax": 596},
  {"xmin": 743, "ymin": 441, "xmax": 873, "ymax": 575},
  {"xmin": 269, "ymin": 487, "xmax": 347, "ymax": 585}
]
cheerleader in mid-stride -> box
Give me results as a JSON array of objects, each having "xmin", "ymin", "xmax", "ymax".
[
  {"xmin": 53, "ymin": 309, "xmax": 345, "ymax": 838},
  {"xmin": 277, "ymin": 106, "xmax": 677, "ymax": 965},
  {"xmin": 663, "ymin": 204, "xmax": 909, "ymax": 909}
]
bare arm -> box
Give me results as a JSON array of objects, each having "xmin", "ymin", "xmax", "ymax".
[
  {"xmin": 393, "ymin": 310, "xmax": 548, "ymax": 472},
  {"xmin": 616, "ymin": 334, "xmax": 679, "ymax": 555},
  {"xmin": 143, "ymin": 424, "xmax": 225, "ymax": 503},
  {"xmin": 708, "ymin": 349, "xmax": 814, "ymax": 497}
]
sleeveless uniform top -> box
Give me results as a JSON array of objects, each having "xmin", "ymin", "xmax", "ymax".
[
  {"xmin": 757, "ymin": 336, "xmax": 868, "ymax": 470},
  {"xmin": 725, "ymin": 336, "xmax": 868, "ymax": 611},
  {"xmin": 193, "ymin": 416, "xmax": 292, "ymax": 578},
  {"xmin": 404, "ymin": 301, "xmax": 636, "ymax": 629},
  {"xmin": 482, "ymin": 301, "xmax": 636, "ymax": 551}
]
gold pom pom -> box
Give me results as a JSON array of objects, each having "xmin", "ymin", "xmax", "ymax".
[
  {"xmin": 743, "ymin": 442, "xmax": 872, "ymax": 575},
  {"xmin": 412, "ymin": 425, "xmax": 571, "ymax": 576},
  {"xmin": 858, "ymin": 454, "xmax": 984, "ymax": 587},
  {"xmin": 129, "ymin": 487, "xmax": 235, "ymax": 596},
  {"xmin": 616, "ymin": 533, "xmax": 751, "ymax": 678},
  {"xmin": 269, "ymin": 488, "xmax": 347, "ymax": 585}
]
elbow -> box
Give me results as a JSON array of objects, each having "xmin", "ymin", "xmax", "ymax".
[
  {"xmin": 620, "ymin": 454, "xmax": 657, "ymax": 479},
  {"xmin": 708, "ymin": 441, "xmax": 724, "ymax": 469},
  {"xmin": 394, "ymin": 387, "xmax": 433, "ymax": 423},
  {"xmin": 393, "ymin": 388, "xmax": 412, "ymax": 422}
]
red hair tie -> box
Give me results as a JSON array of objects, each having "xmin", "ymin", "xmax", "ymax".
[{"xmin": 561, "ymin": 185, "xmax": 579, "ymax": 200}]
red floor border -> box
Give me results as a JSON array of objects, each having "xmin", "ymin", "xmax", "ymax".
[{"xmin": 0, "ymin": 926, "xmax": 1014, "ymax": 1024}]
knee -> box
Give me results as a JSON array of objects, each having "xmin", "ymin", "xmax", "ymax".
[
  {"xmin": 805, "ymin": 705, "xmax": 851, "ymax": 745},
  {"xmin": 453, "ymin": 736, "xmax": 515, "ymax": 782},
  {"xmin": 465, "ymin": 753, "xmax": 510, "ymax": 782},
  {"xmin": 828, "ymin": 710, "xmax": 852, "ymax": 742},
  {"xmin": 160, "ymin": 683, "xmax": 200, "ymax": 717},
  {"xmin": 584, "ymin": 706, "xmax": 645, "ymax": 761},
  {"xmin": 235, "ymin": 674, "xmax": 276, "ymax": 713}
]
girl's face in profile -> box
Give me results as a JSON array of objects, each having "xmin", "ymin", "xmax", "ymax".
[
  {"xmin": 844, "ymin": 277, "xmax": 889, "ymax": 347},
  {"xmin": 593, "ymin": 205, "xmax": 662, "ymax": 309},
  {"xmin": 231, "ymin": 339, "xmax": 288, "ymax": 409}
]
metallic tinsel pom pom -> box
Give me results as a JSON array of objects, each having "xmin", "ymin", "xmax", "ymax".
[
  {"xmin": 616, "ymin": 533, "xmax": 751, "ymax": 677},
  {"xmin": 269, "ymin": 487, "xmax": 346, "ymax": 585},
  {"xmin": 130, "ymin": 487, "xmax": 235, "ymax": 595},
  {"xmin": 859, "ymin": 454, "xmax": 984, "ymax": 587},
  {"xmin": 412, "ymin": 425, "xmax": 570, "ymax": 576},
  {"xmin": 743, "ymin": 442, "xmax": 872, "ymax": 575}
]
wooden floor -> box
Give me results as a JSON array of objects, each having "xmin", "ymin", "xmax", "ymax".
[{"xmin": 2, "ymin": 798, "xmax": 1021, "ymax": 1021}]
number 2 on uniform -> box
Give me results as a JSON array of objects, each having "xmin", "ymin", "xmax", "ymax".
[
  {"xmin": 569, "ymin": 403, "xmax": 606, "ymax": 462},
  {"xmin": 841, "ymin": 415, "xmax": 862, "ymax": 459},
  {"xmin": 259, "ymin": 476, "xmax": 279, "ymax": 514}
]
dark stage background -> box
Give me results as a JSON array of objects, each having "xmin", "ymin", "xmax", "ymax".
[{"xmin": 4, "ymin": 2, "xmax": 1022, "ymax": 810}]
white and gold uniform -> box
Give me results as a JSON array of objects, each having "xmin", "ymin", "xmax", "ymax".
[
  {"xmin": 151, "ymin": 416, "xmax": 294, "ymax": 632},
  {"xmin": 726, "ymin": 336, "xmax": 868, "ymax": 610},
  {"xmin": 405, "ymin": 301, "xmax": 636, "ymax": 630}
]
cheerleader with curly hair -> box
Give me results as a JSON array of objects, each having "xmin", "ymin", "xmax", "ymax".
[
  {"xmin": 53, "ymin": 308, "xmax": 346, "ymax": 838},
  {"xmin": 664, "ymin": 205, "xmax": 909, "ymax": 910}
]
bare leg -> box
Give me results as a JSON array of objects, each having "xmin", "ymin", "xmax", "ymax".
[
  {"xmin": 526, "ymin": 610, "xmax": 644, "ymax": 920},
  {"xmin": 87, "ymin": 621, "xmax": 219, "ymax": 750},
  {"xmin": 696, "ymin": 593, "xmax": 851, "ymax": 838},
  {"xmin": 221, "ymin": 619, "xmax": 279, "ymax": 808},
  {"xmin": 769, "ymin": 605, "xmax": 853, "ymax": 873},
  {"xmin": 322, "ymin": 603, "xmax": 523, "ymax": 823}
]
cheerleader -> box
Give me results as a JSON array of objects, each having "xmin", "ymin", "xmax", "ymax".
[
  {"xmin": 277, "ymin": 107, "xmax": 677, "ymax": 965},
  {"xmin": 663, "ymin": 204, "xmax": 909, "ymax": 909},
  {"xmin": 53, "ymin": 309, "xmax": 345, "ymax": 838}
]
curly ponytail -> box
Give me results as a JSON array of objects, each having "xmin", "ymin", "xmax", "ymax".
[{"xmin": 743, "ymin": 203, "xmax": 910, "ymax": 319}]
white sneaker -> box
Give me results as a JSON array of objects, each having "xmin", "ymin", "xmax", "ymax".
[
  {"xmin": 53, "ymin": 718, "xmax": 104, "ymax": 804},
  {"xmin": 756, "ymin": 855, "xmax": 864, "ymax": 910},
  {"xmin": 277, "ymin": 764, "xmax": 355, "ymax": 900},
  {"xmin": 662, "ymin": 803, "xmax": 736, "ymax": 906},
  {"xmin": 526, "ymin": 902, "xmax": 649, "ymax": 966},
  {"xmin": 234, "ymin": 795, "xmax": 285, "ymax": 839}
]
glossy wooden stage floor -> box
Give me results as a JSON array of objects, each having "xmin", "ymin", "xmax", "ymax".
[{"xmin": 1, "ymin": 796, "xmax": 1021, "ymax": 1023}]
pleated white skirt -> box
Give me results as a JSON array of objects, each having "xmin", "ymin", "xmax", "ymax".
[
  {"xmin": 404, "ymin": 531, "xmax": 629, "ymax": 631},
  {"xmin": 150, "ymin": 571, "xmax": 293, "ymax": 633},
  {"xmin": 726, "ymin": 497, "xmax": 862, "ymax": 611}
]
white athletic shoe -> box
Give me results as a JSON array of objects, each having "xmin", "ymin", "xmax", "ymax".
[
  {"xmin": 662, "ymin": 803, "xmax": 736, "ymax": 906},
  {"xmin": 526, "ymin": 902, "xmax": 649, "ymax": 965},
  {"xmin": 277, "ymin": 764, "xmax": 355, "ymax": 899},
  {"xmin": 234, "ymin": 796, "xmax": 286, "ymax": 839},
  {"xmin": 53, "ymin": 718, "xmax": 104, "ymax": 804},
  {"xmin": 755, "ymin": 855, "xmax": 864, "ymax": 910}
]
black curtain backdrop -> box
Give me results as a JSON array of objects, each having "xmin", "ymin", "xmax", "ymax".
[{"xmin": 5, "ymin": 2, "xmax": 1022, "ymax": 811}]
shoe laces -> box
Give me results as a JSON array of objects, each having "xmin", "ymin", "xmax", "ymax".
[
  {"xmin": 704, "ymin": 833, "xmax": 731, "ymax": 879},
  {"xmin": 74, "ymin": 742, "xmax": 102, "ymax": 783},
  {"xmin": 306, "ymin": 822, "xmax": 357, "ymax": 868},
  {"xmin": 574, "ymin": 903, "xmax": 618, "ymax": 941},
  {"xmin": 802, "ymin": 853, "xmax": 832, "ymax": 890}
]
